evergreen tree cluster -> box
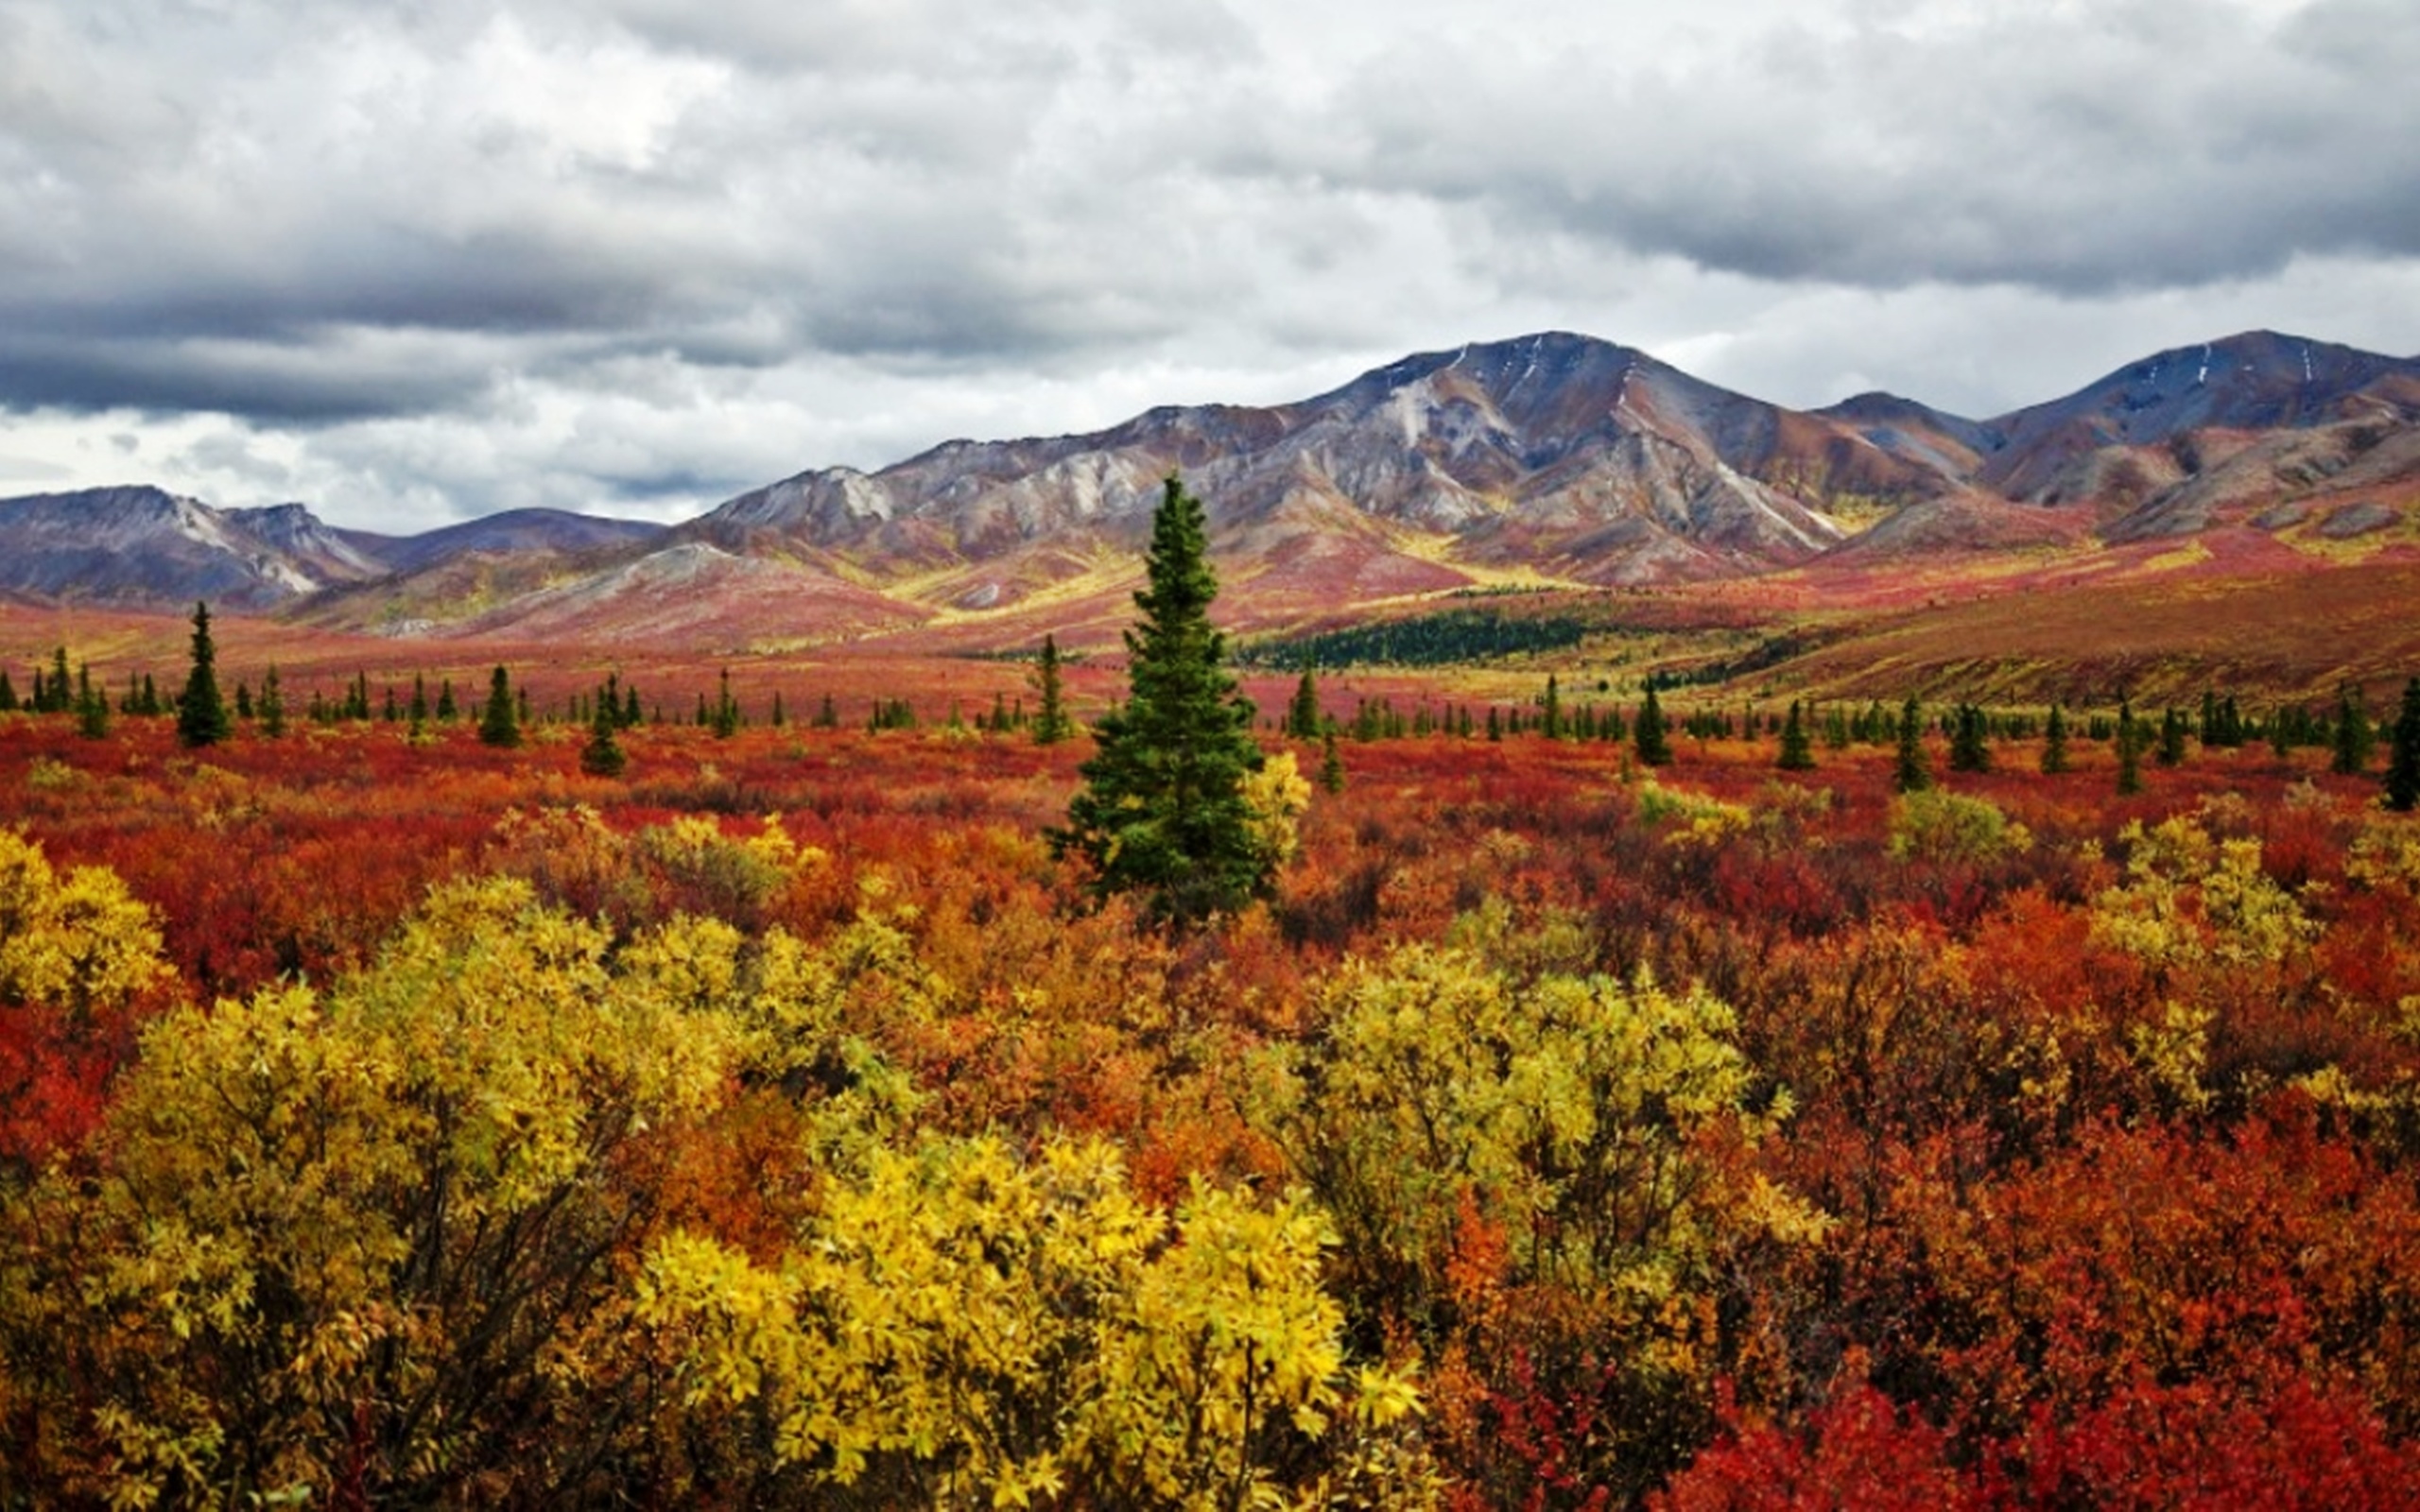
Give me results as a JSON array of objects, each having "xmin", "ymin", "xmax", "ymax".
[
  {"xmin": 1240, "ymin": 608, "xmax": 1591, "ymax": 669},
  {"xmin": 1947, "ymin": 703, "xmax": 1993, "ymax": 774}
]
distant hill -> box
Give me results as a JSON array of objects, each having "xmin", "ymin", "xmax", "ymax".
[
  {"xmin": 1978, "ymin": 332, "xmax": 2420, "ymax": 500},
  {"xmin": 0, "ymin": 488, "xmax": 366, "ymax": 611},
  {"xmin": 0, "ymin": 490, "xmax": 666, "ymax": 617},
  {"xmin": 338, "ymin": 508, "xmax": 668, "ymax": 576}
]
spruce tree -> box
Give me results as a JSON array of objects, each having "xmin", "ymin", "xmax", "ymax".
[
  {"xmin": 1318, "ymin": 728, "xmax": 1345, "ymax": 794},
  {"xmin": 2041, "ymin": 703, "xmax": 2071, "ymax": 774},
  {"xmin": 2332, "ymin": 684, "xmax": 2376, "ymax": 775},
  {"xmin": 1776, "ymin": 699, "xmax": 1815, "ymax": 771},
  {"xmin": 1948, "ymin": 703, "xmax": 1991, "ymax": 774},
  {"xmin": 0, "ymin": 669, "xmax": 14, "ymax": 713},
  {"xmin": 1051, "ymin": 476, "xmax": 1266, "ymax": 925},
  {"xmin": 260, "ymin": 664, "xmax": 286, "ymax": 739},
  {"xmin": 1893, "ymin": 695, "xmax": 1933, "ymax": 793},
  {"xmin": 175, "ymin": 601, "xmax": 232, "ymax": 747},
  {"xmin": 2385, "ymin": 678, "xmax": 2420, "ymax": 814},
  {"xmin": 1287, "ymin": 665, "xmax": 1322, "ymax": 740},
  {"xmin": 710, "ymin": 669, "xmax": 740, "ymax": 738},
  {"xmin": 2267, "ymin": 705, "xmax": 2296, "ymax": 758},
  {"xmin": 76, "ymin": 667, "xmax": 111, "ymax": 739},
  {"xmin": 2116, "ymin": 700, "xmax": 2146, "ymax": 797},
  {"xmin": 478, "ymin": 665, "xmax": 521, "ymax": 748},
  {"xmin": 1032, "ymin": 634, "xmax": 1074, "ymax": 746},
  {"xmin": 2156, "ymin": 708, "xmax": 2189, "ymax": 767},
  {"xmin": 1633, "ymin": 684, "xmax": 1672, "ymax": 767},
  {"xmin": 579, "ymin": 697, "xmax": 628, "ymax": 778}
]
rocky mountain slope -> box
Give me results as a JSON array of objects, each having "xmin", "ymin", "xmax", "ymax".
[
  {"xmin": 0, "ymin": 488, "xmax": 355, "ymax": 611},
  {"xmin": 685, "ymin": 333, "xmax": 1967, "ymax": 603},
  {"xmin": 1978, "ymin": 332, "xmax": 2420, "ymax": 504},
  {"xmin": 5, "ymin": 330, "xmax": 2414, "ymax": 646}
]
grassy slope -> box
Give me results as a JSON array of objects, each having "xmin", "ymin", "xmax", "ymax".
[{"xmin": 10, "ymin": 519, "xmax": 2419, "ymax": 713}]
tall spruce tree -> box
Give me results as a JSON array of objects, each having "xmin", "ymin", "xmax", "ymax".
[
  {"xmin": 2156, "ymin": 707, "xmax": 2190, "ymax": 767},
  {"xmin": 1031, "ymin": 634, "xmax": 1074, "ymax": 746},
  {"xmin": 2116, "ymin": 700, "xmax": 2146, "ymax": 797},
  {"xmin": 478, "ymin": 665, "xmax": 521, "ymax": 748},
  {"xmin": 1948, "ymin": 703, "xmax": 1991, "ymax": 773},
  {"xmin": 1633, "ymin": 684, "xmax": 1672, "ymax": 767},
  {"xmin": 710, "ymin": 669, "xmax": 741, "ymax": 738},
  {"xmin": 76, "ymin": 666, "xmax": 111, "ymax": 739},
  {"xmin": 260, "ymin": 664, "xmax": 286, "ymax": 739},
  {"xmin": 1051, "ymin": 476, "xmax": 1266, "ymax": 924},
  {"xmin": 1776, "ymin": 698, "xmax": 1815, "ymax": 771},
  {"xmin": 174, "ymin": 601, "xmax": 232, "ymax": 747},
  {"xmin": 1893, "ymin": 695, "xmax": 1933, "ymax": 793},
  {"xmin": 2041, "ymin": 703, "xmax": 2071, "ymax": 774},
  {"xmin": 1287, "ymin": 664, "xmax": 1322, "ymax": 740},
  {"xmin": 2333, "ymin": 684, "xmax": 2376, "ymax": 775},
  {"xmin": 1318, "ymin": 727, "xmax": 1345, "ymax": 794},
  {"xmin": 2386, "ymin": 678, "xmax": 2420, "ymax": 814},
  {"xmin": 44, "ymin": 647, "xmax": 71, "ymax": 713},
  {"xmin": 579, "ymin": 696, "xmax": 628, "ymax": 778}
]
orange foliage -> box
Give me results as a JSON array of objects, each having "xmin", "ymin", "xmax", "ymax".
[{"xmin": 7, "ymin": 672, "xmax": 2420, "ymax": 1506}]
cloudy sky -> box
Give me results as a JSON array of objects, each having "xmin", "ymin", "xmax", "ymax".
[{"xmin": 4, "ymin": 0, "xmax": 2417, "ymax": 532}]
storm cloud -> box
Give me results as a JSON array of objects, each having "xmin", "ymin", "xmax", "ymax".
[{"xmin": 3, "ymin": 0, "xmax": 2417, "ymax": 528}]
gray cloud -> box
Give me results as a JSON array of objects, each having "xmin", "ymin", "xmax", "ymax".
[
  {"xmin": 1295, "ymin": 0, "xmax": 2420, "ymax": 294},
  {"xmin": 1, "ymin": 0, "xmax": 2417, "ymax": 531}
]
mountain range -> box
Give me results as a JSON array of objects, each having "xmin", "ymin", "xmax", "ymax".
[{"xmin": 5, "ymin": 329, "xmax": 2415, "ymax": 649}]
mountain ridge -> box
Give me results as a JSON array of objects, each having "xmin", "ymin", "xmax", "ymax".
[{"xmin": 6, "ymin": 329, "xmax": 2416, "ymax": 646}]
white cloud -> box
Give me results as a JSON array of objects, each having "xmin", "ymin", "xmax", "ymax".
[{"xmin": 1, "ymin": 0, "xmax": 2416, "ymax": 532}]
